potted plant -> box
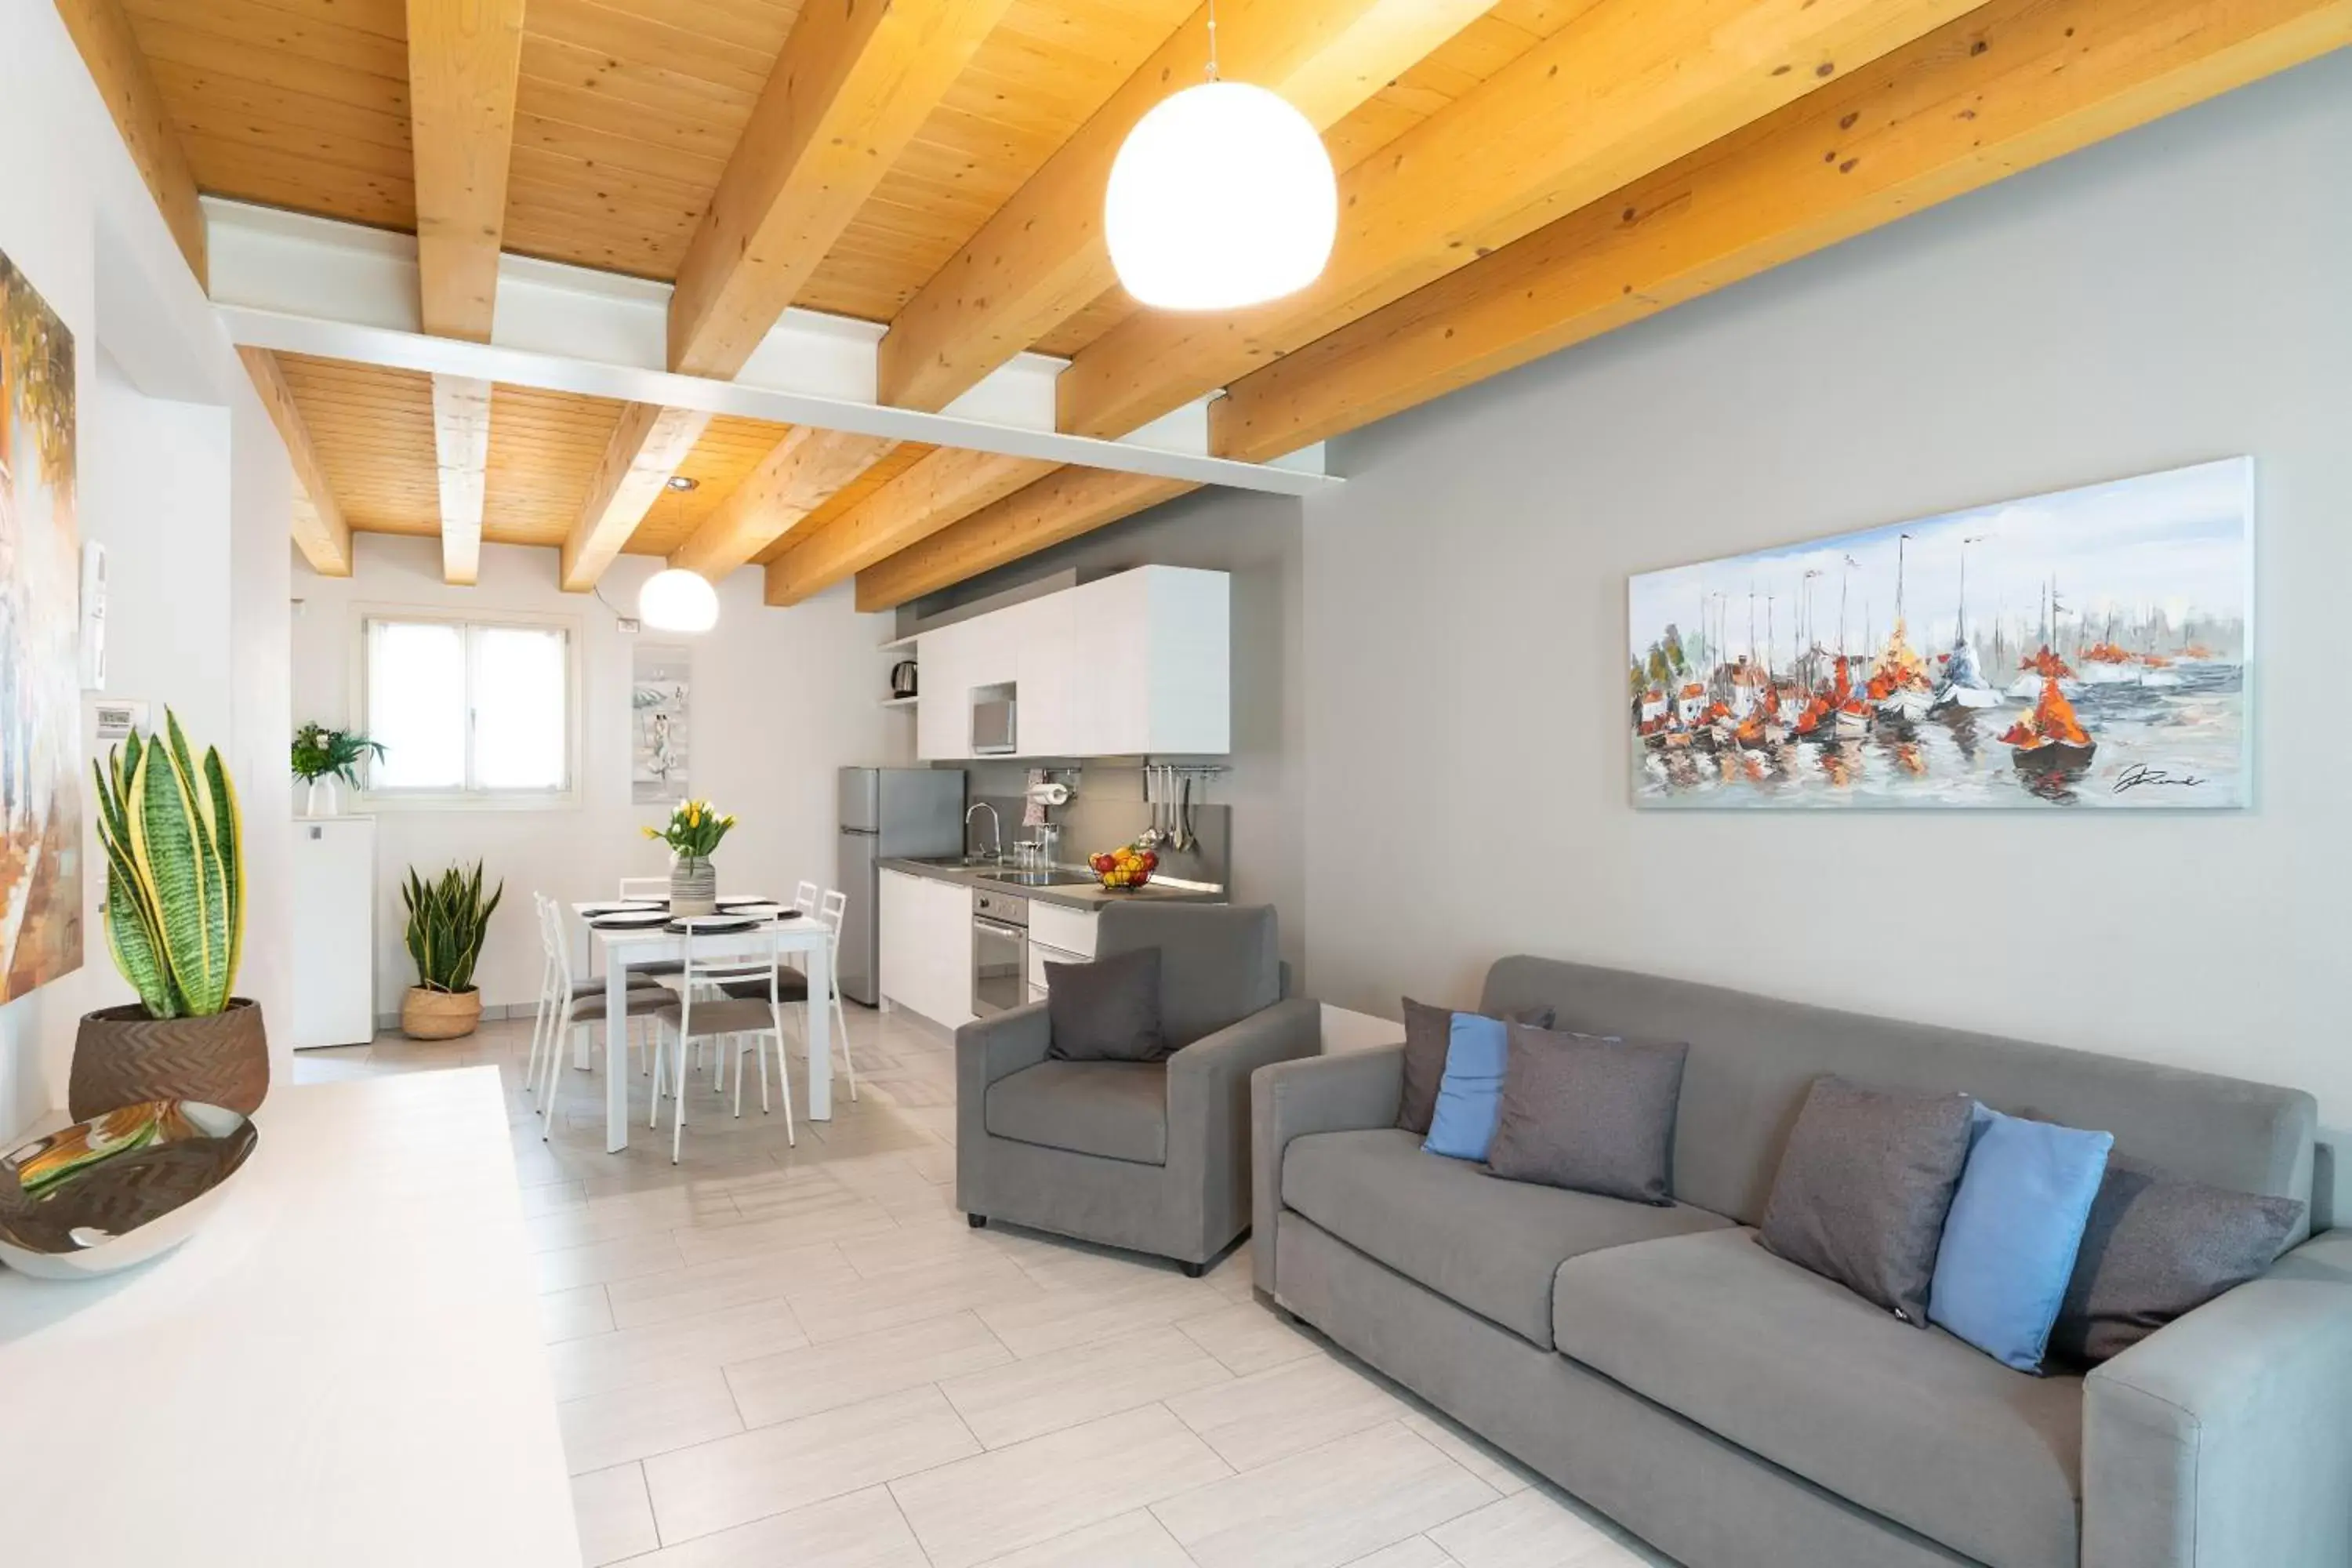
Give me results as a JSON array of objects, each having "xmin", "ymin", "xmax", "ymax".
[
  {"xmin": 643, "ymin": 799, "xmax": 735, "ymax": 916},
  {"xmin": 71, "ymin": 710, "xmax": 268, "ymax": 1120},
  {"xmin": 291, "ymin": 722, "xmax": 383, "ymax": 816},
  {"xmin": 400, "ymin": 862, "xmax": 503, "ymax": 1039}
]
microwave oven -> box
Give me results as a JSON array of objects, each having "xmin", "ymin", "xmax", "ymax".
[{"xmin": 971, "ymin": 682, "xmax": 1018, "ymax": 755}]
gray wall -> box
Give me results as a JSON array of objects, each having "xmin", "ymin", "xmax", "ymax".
[
  {"xmin": 1296, "ymin": 53, "xmax": 2352, "ymax": 1122},
  {"xmin": 919, "ymin": 488, "xmax": 1308, "ymax": 982}
]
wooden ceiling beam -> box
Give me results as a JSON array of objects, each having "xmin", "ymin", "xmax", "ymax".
[
  {"xmin": 764, "ymin": 449, "xmax": 1057, "ymax": 605},
  {"xmin": 238, "ymin": 347, "xmax": 354, "ymax": 577},
  {"xmin": 429, "ymin": 374, "xmax": 492, "ymax": 584},
  {"xmin": 668, "ymin": 427, "xmax": 900, "ymax": 580},
  {"xmin": 1055, "ymin": 0, "xmax": 1984, "ymax": 441},
  {"xmin": 55, "ymin": 0, "xmax": 208, "ymax": 286},
  {"xmin": 667, "ymin": 0, "xmax": 1017, "ymax": 381},
  {"xmin": 855, "ymin": 469, "xmax": 1196, "ymax": 611},
  {"xmin": 560, "ymin": 403, "xmax": 712, "ymax": 593},
  {"xmin": 1212, "ymin": 0, "xmax": 2352, "ymax": 463},
  {"xmin": 874, "ymin": 0, "xmax": 1503, "ymax": 416},
  {"xmin": 405, "ymin": 0, "xmax": 527, "ymax": 342}
]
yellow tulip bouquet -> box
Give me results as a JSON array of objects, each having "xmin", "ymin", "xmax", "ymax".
[{"xmin": 644, "ymin": 798, "xmax": 737, "ymax": 861}]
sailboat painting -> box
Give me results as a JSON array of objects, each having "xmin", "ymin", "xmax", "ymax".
[{"xmin": 1627, "ymin": 459, "xmax": 2251, "ymax": 809}]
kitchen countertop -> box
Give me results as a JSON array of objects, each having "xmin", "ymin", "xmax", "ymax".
[{"xmin": 880, "ymin": 855, "xmax": 1225, "ymax": 909}]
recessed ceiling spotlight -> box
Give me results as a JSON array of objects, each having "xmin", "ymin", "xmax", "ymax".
[{"xmin": 666, "ymin": 475, "xmax": 699, "ymax": 492}]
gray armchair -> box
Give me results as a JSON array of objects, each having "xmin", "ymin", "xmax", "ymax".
[{"xmin": 956, "ymin": 902, "xmax": 1319, "ymax": 1273}]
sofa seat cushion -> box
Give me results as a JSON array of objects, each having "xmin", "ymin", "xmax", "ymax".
[
  {"xmin": 985, "ymin": 1060, "xmax": 1167, "ymax": 1166},
  {"xmin": 1281, "ymin": 1127, "xmax": 1732, "ymax": 1348},
  {"xmin": 1551, "ymin": 1228, "xmax": 2082, "ymax": 1568}
]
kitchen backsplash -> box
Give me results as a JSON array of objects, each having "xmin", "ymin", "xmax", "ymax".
[{"xmin": 961, "ymin": 787, "xmax": 1230, "ymax": 892}]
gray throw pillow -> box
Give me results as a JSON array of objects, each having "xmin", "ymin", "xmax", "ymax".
[
  {"xmin": 1483, "ymin": 1024, "xmax": 1688, "ymax": 1205},
  {"xmin": 1759, "ymin": 1076, "xmax": 1974, "ymax": 1327},
  {"xmin": 1397, "ymin": 996, "xmax": 1555, "ymax": 1136},
  {"xmin": 2046, "ymin": 1155, "xmax": 2303, "ymax": 1365},
  {"xmin": 1046, "ymin": 947, "xmax": 1165, "ymax": 1063}
]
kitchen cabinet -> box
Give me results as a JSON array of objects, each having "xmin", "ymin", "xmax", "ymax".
[
  {"xmin": 1025, "ymin": 902, "xmax": 1098, "ymax": 1005},
  {"xmin": 914, "ymin": 621, "xmax": 970, "ymax": 760},
  {"xmin": 911, "ymin": 566, "xmax": 1229, "ymax": 760},
  {"xmin": 878, "ymin": 868, "xmax": 974, "ymax": 1029}
]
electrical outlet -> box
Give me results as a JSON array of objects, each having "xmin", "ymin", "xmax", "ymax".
[{"xmin": 618, "ymin": 615, "xmax": 641, "ymax": 633}]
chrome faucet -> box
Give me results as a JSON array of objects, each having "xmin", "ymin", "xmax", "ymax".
[{"xmin": 964, "ymin": 802, "xmax": 1002, "ymax": 866}]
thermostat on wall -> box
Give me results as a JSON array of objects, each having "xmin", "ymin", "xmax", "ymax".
[{"xmin": 93, "ymin": 699, "xmax": 147, "ymax": 741}]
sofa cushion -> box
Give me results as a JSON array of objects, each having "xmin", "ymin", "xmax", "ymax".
[
  {"xmin": 1281, "ymin": 1127, "xmax": 1731, "ymax": 1348},
  {"xmin": 1046, "ymin": 947, "xmax": 1167, "ymax": 1062},
  {"xmin": 1486, "ymin": 1024, "xmax": 1688, "ymax": 1206},
  {"xmin": 985, "ymin": 1060, "xmax": 1167, "ymax": 1166},
  {"xmin": 1552, "ymin": 1228, "xmax": 2082, "ymax": 1568}
]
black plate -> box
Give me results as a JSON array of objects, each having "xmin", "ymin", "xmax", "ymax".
[
  {"xmin": 668, "ymin": 915, "xmax": 758, "ymax": 935},
  {"xmin": 590, "ymin": 910, "xmax": 671, "ymax": 929}
]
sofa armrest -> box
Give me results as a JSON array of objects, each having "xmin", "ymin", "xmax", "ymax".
[
  {"xmin": 2082, "ymin": 1226, "xmax": 2352, "ymax": 1568},
  {"xmin": 955, "ymin": 1004, "xmax": 1053, "ymax": 1210},
  {"xmin": 1248, "ymin": 1045, "xmax": 1405, "ymax": 1295},
  {"xmin": 1166, "ymin": 997, "xmax": 1322, "ymax": 1254}
]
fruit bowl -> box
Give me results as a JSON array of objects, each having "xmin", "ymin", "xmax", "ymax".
[{"xmin": 1088, "ymin": 845, "xmax": 1159, "ymax": 891}]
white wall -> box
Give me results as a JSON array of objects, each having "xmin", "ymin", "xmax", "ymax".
[
  {"xmin": 0, "ymin": 0, "xmax": 298, "ymax": 1138},
  {"xmin": 290, "ymin": 535, "xmax": 907, "ymax": 1017},
  {"xmin": 1295, "ymin": 55, "xmax": 2352, "ymax": 1120}
]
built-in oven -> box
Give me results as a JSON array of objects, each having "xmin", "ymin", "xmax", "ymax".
[{"xmin": 971, "ymin": 887, "xmax": 1029, "ymax": 1017}]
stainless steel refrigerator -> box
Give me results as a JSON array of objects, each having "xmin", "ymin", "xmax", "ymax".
[{"xmin": 837, "ymin": 766, "xmax": 966, "ymax": 1005}]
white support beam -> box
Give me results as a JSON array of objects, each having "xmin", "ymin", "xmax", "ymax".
[
  {"xmin": 429, "ymin": 374, "xmax": 492, "ymax": 584},
  {"xmin": 201, "ymin": 200, "xmax": 1332, "ymax": 491}
]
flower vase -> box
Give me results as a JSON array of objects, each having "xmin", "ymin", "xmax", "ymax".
[
  {"xmin": 303, "ymin": 776, "xmax": 342, "ymax": 817},
  {"xmin": 670, "ymin": 855, "xmax": 717, "ymax": 916}
]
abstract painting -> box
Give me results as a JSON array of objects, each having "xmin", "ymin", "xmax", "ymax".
[
  {"xmin": 1628, "ymin": 459, "xmax": 2251, "ymax": 809},
  {"xmin": 0, "ymin": 249, "xmax": 84, "ymax": 992},
  {"xmin": 630, "ymin": 644, "xmax": 690, "ymax": 804}
]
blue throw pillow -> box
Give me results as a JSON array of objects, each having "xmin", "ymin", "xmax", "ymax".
[
  {"xmin": 1422, "ymin": 1012, "xmax": 1512, "ymax": 1161},
  {"xmin": 1929, "ymin": 1104, "xmax": 2114, "ymax": 1372}
]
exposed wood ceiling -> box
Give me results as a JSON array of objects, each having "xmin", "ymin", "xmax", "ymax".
[{"xmin": 68, "ymin": 0, "xmax": 2352, "ymax": 605}]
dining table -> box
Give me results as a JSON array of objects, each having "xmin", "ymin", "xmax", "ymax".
[{"xmin": 571, "ymin": 900, "xmax": 836, "ymax": 1153}]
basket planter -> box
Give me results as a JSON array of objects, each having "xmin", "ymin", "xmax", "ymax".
[
  {"xmin": 69, "ymin": 998, "xmax": 270, "ymax": 1122},
  {"xmin": 401, "ymin": 986, "xmax": 482, "ymax": 1040},
  {"xmin": 670, "ymin": 855, "xmax": 717, "ymax": 917}
]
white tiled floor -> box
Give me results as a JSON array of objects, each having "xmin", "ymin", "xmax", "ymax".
[{"xmin": 301, "ymin": 1007, "xmax": 1673, "ymax": 1568}]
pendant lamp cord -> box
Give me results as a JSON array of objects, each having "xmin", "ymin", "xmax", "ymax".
[{"xmin": 1204, "ymin": 0, "xmax": 1219, "ymax": 80}]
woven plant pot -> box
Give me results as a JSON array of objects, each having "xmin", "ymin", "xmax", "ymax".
[
  {"xmin": 70, "ymin": 998, "xmax": 270, "ymax": 1121},
  {"xmin": 401, "ymin": 986, "xmax": 482, "ymax": 1040},
  {"xmin": 670, "ymin": 855, "xmax": 717, "ymax": 917}
]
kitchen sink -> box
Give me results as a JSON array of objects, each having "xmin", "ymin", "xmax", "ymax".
[{"xmin": 979, "ymin": 870, "xmax": 1099, "ymax": 888}]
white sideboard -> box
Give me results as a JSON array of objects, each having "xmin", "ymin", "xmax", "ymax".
[
  {"xmin": 0, "ymin": 1069, "xmax": 580, "ymax": 1566},
  {"xmin": 914, "ymin": 564, "xmax": 1230, "ymax": 760},
  {"xmin": 289, "ymin": 815, "xmax": 375, "ymax": 1048}
]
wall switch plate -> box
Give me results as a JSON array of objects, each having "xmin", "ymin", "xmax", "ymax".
[{"xmin": 618, "ymin": 616, "xmax": 641, "ymax": 633}]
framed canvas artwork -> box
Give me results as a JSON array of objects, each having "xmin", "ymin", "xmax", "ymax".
[
  {"xmin": 0, "ymin": 249, "xmax": 85, "ymax": 993},
  {"xmin": 1628, "ymin": 458, "xmax": 2251, "ymax": 809},
  {"xmin": 630, "ymin": 643, "xmax": 690, "ymax": 804}
]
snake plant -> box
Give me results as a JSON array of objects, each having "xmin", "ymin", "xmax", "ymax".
[
  {"xmin": 402, "ymin": 862, "xmax": 503, "ymax": 994},
  {"xmin": 90, "ymin": 710, "xmax": 245, "ymax": 1018}
]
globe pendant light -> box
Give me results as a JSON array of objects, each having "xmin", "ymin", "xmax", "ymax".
[
  {"xmin": 640, "ymin": 568, "xmax": 718, "ymax": 633},
  {"xmin": 638, "ymin": 476, "xmax": 719, "ymax": 633},
  {"xmin": 1105, "ymin": 2, "xmax": 1335, "ymax": 310}
]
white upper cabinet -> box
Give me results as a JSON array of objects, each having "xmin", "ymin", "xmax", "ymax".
[{"xmin": 911, "ymin": 566, "xmax": 1230, "ymax": 760}]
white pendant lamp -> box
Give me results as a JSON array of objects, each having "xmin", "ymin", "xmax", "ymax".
[
  {"xmin": 639, "ymin": 568, "xmax": 717, "ymax": 633},
  {"xmin": 637, "ymin": 476, "xmax": 719, "ymax": 633},
  {"xmin": 1105, "ymin": 2, "xmax": 1335, "ymax": 310}
]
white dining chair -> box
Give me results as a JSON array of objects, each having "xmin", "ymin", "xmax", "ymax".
[
  {"xmin": 793, "ymin": 881, "xmax": 820, "ymax": 916},
  {"xmin": 535, "ymin": 897, "xmax": 671, "ymax": 1138},
  {"xmin": 813, "ymin": 889, "xmax": 858, "ymax": 1102},
  {"xmin": 648, "ymin": 922, "xmax": 796, "ymax": 1163}
]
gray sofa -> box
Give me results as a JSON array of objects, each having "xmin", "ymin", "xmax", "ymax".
[
  {"xmin": 958, "ymin": 902, "xmax": 1318, "ymax": 1272},
  {"xmin": 1252, "ymin": 956, "xmax": 2352, "ymax": 1568}
]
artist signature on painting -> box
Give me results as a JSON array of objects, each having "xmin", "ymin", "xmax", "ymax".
[{"xmin": 2114, "ymin": 764, "xmax": 2207, "ymax": 794}]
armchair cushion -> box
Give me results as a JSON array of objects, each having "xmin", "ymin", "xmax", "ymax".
[
  {"xmin": 1045, "ymin": 946, "xmax": 1166, "ymax": 1062},
  {"xmin": 985, "ymin": 1060, "xmax": 1169, "ymax": 1167}
]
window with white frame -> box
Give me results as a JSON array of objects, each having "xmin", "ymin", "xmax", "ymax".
[{"xmin": 361, "ymin": 614, "xmax": 575, "ymax": 801}]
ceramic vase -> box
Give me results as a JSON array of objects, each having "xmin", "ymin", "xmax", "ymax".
[
  {"xmin": 69, "ymin": 997, "xmax": 270, "ymax": 1120},
  {"xmin": 670, "ymin": 855, "xmax": 717, "ymax": 916}
]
